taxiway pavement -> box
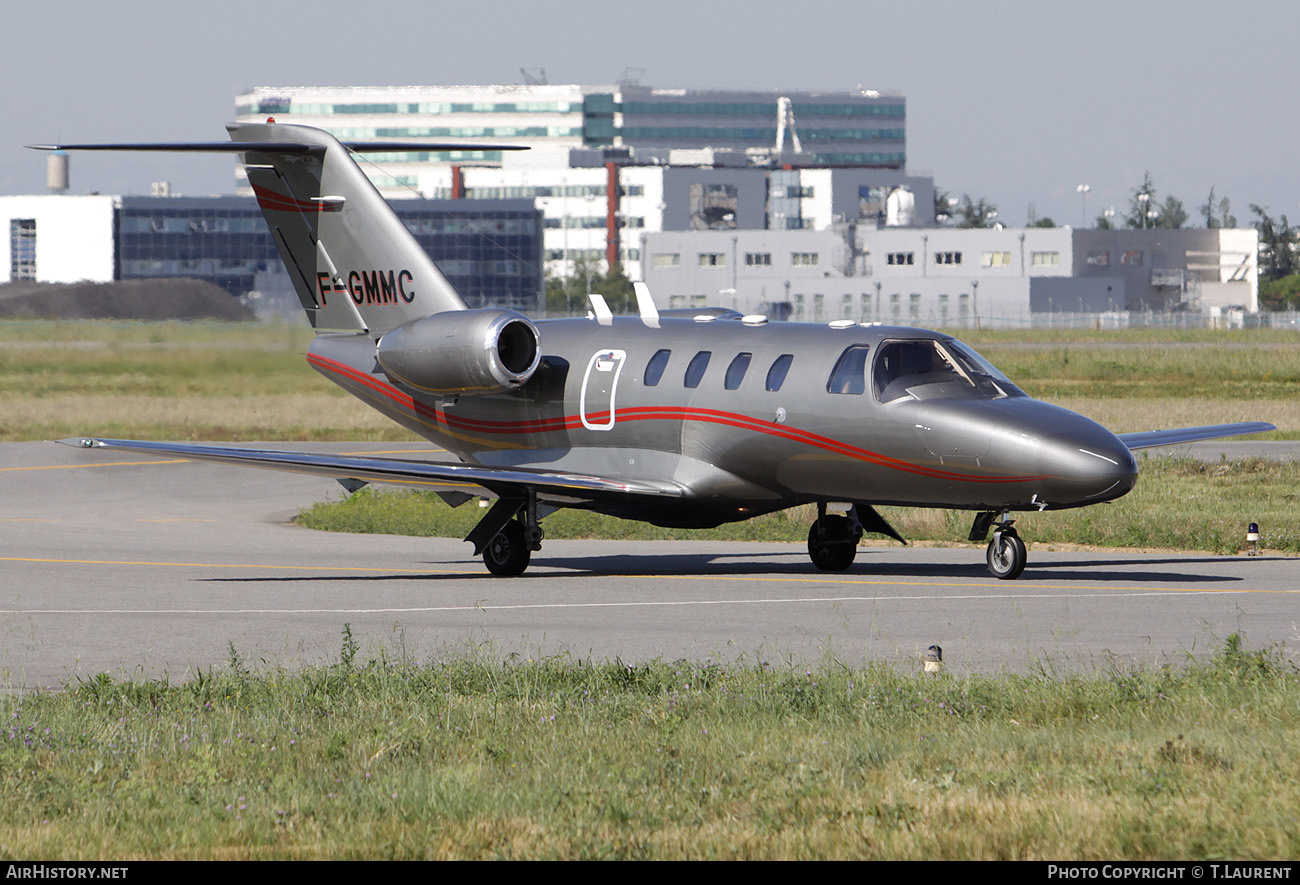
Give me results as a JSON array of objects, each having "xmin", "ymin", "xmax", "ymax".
[{"xmin": 2, "ymin": 441, "xmax": 1296, "ymax": 688}]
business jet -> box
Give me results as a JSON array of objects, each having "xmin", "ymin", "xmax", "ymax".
[{"xmin": 32, "ymin": 122, "xmax": 1274, "ymax": 579}]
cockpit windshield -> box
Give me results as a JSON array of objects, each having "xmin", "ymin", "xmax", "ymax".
[{"xmin": 873, "ymin": 338, "xmax": 1023, "ymax": 403}]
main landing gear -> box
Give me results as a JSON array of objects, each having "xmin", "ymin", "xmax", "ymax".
[
  {"xmin": 970, "ymin": 511, "xmax": 1027, "ymax": 580},
  {"xmin": 807, "ymin": 503, "xmax": 907, "ymax": 572},
  {"xmin": 466, "ymin": 492, "xmax": 545, "ymax": 577}
]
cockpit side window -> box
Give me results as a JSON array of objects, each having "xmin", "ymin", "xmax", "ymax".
[
  {"xmin": 874, "ymin": 340, "xmax": 957, "ymax": 402},
  {"xmin": 873, "ymin": 338, "xmax": 1012, "ymax": 403},
  {"xmin": 826, "ymin": 345, "xmax": 870, "ymax": 395}
]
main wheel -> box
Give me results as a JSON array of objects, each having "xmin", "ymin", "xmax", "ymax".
[
  {"xmin": 986, "ymin": 530, "xmax": 1027, "ymax": 580},
  {"xmin": 808, "ymin": 516, "xmax": 858, "ymax": 571},
  {"xmin": 484, "ymin": 520, "xmax": 531, "ymax": 576}
]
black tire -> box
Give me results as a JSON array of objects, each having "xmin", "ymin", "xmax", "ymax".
[
  {"xmin": 484, "ymin": 520, "xmax": 531, "ymax": 576},
  {"xmin": 808, "ymin": 516, "xmax": 857, "ymax": 571},
  {"xmin": 986, "ymin": 531, "xmax": 1027, "ymax": 580}
]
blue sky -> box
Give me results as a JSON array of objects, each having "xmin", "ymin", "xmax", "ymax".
[{"xmin": 4, "ymin": 0, "xmax": 1296, "ymax": 227}]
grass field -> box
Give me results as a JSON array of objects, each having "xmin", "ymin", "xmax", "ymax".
[
  {"xmin": 299, "ymin": 454, "xmax": 1300, "ymax": 554},
  {"xmin": 4, "ymin": 320, "xmax": 1298, "ymax": 858},
  {"xmin": 0, "ymin": 634, "xmax": 1295, "ymax": 860},
  {"xmin": 0, "ymin": 320, "xmax": 1297, "ymax": 440}
]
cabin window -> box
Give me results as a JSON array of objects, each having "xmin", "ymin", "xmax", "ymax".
[
  {"xmin": 765, "ymin": 354, "xmax": 794, "ymax": 391},
  {"xmin": 684, "ymin": 351, "xmax": 711, "ymax": 389},
  {"xmin": 826, "ymin": 345, "xmax": 870, "ymax": 395},
  {"xmin": 644, "ymin": 349, "xmax": 671, "ymax": 386},
  {"xmin": 724, "ymin": 353, "xmax": 752, "ymax": 390}
]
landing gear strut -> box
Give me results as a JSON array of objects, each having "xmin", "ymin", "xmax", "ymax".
[
  {"xmin": 467, "ymin": 491, "xmax": 545, "ymax": 576},
  {"xmin": 807, "ymin": 503, "xmax": 862, "ymax": 571},
  {"xmin": 974, "ymin": 511, "xmax": 1027, "ymax": 580}
]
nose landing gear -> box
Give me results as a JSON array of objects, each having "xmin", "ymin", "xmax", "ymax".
[{"xmin": 971, "ymin": 510, "xmax": 1027, "ymax": 579}]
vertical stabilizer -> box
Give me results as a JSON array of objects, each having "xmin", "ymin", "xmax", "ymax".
[{"xmin": 229, "ymin": 122, "xmax": 467, "ymax": 334}]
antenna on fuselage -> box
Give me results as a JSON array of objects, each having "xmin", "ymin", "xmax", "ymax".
[
  {"xmin": 587, "ymin": 293, "xmax": 613, "ymax": 326},
  {"xmin": 633, "ymin": 281, "xmax": 660, "ymax": 328}
]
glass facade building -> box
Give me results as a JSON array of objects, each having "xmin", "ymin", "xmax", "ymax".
[
  {"xmin": 114, "ymin": 196, "xmax": 544, "ymax": 312},
  {"xmin": 237, "ymin": 84, "xmax": 907, "ymax": 170}
]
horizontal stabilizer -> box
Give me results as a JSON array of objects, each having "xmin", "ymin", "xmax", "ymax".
[
  {"xmin": 55, "ymin": 438, "xmax": 682, "ymax": 503},
  {"xmin": 1117, "ymin": 422, "xmax": 1276, "ymax": 450}
]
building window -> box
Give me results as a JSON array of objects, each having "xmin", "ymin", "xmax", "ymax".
[
  {"xmin": 651, "ymin": 253, "xmax": 680, "ymax": 269},
  {"xmin": 689, "ymin": 183, "xmax": 738, "ymax": 230},
  {"xmin": 745, "ymin": 252, "xmax": 771, "ymax": 266},
  {"xmin": 785, "ymin": 185, "xmax": 814, "ymax": 198},
  {"xmin": 698, "ymin": 252, "xmax": 726, "ymax": 267},
  {"xmin": 981, "ymin": 251, "xmax": 1012, "ymax": 267},
  {"xmin": 1120, "ymin": 250, "xmax": 1143, "ymax": 266},
  {"xmin": 934, "ymin": 251, "xmax": 962, "ymax": 265},
  {"xmin": 1086, "ymin": 250, "xmax": 1110, "ymax": 267},
  {"xmin": 9, "ymin": 219, "xmax": 36, "ymax": 280},
  {"xmin": 791, "ymin": 252, "xmax": 820, "ymax": 266},
  {"xmin": 886, "ymin": 252, "xmax": 914, "ymax": 265},
  {"xmin": 1031, "ymin": 251, "xmax": 1060, "ymax": 266}
]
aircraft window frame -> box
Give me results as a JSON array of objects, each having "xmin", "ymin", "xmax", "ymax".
[
  {"xmin": 872, "ymin": 338, "xmax": 1012, "ymax": 403},
  {"xmin": 684, "ymin": 351, "xmax": 712, "ymax": 389},
  {"xmin": 643, "ymin": 349, "xmax": 671, "ymax": 386},
  {"xmin": 765, "ymin": 353, "xmax": 794, "ymax": 392},
  {"xmin": 724, "ymin": 353, "xmax": 752, "ymax": 390},
  {"xmin": 826, "ymin": 344, "xmax": 871, "ymax": 395}
]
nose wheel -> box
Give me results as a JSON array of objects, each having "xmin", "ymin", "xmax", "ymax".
[{"xmin": 985, "ymin": 525, "xmax": 1027, "ymax": 580}]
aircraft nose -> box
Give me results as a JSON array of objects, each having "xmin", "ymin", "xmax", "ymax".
[{"xmin": 1035, "ymin": 424, "xmax": 1138, "ymax": 505}]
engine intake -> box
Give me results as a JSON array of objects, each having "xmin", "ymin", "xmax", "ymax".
[{"xmin": 376, "ymin": 309, "xmax": 540, "ymax": 395}]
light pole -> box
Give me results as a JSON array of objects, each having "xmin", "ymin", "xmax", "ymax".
[
  {"xmin": 1103, "ymin": 207, "xmax": 1116, "ymax": 229},
  {"xmin": 1076, "ymin": 184, "xmax": 1091, "ymax": 227},
  {"xmin": 1137, "ymin": 192, "xmax": 1151, "ymax": 229}
]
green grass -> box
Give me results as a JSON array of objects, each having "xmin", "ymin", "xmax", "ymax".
[
  {"xmin": 299, "ymin": 456, "xmax": 1300, "ymax": 555},
  {"xmin": 0, "ymin": 319, "xmax": 1297, "ymax": 440},
  {"xmin": 0, "ymin": 633, "xmax": 1296, "ymax": 859}
]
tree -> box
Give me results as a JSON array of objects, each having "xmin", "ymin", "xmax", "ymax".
[
  {"xmin": 1201, "ymin": 188, "xmax": 1238, "ymax": 229},
  {"xmin": 1125, "ymin": 171, "xmax": 1158, "ymax": 229},
  {"xmin": 545, "ymin": 256, "xmax": 635, "ymax": 316},
  {"xmin": 956, "ymin": 194, "xmax": 999, "ymax": 228},
  {"xmin": 1251, "ymin": 204, "xmax": 1298, "ymax": 281},
  {"xmin": 1156, "ymin": 195, "xmax": 1188, "ymax": 230},
  {"xmin": 1201, "ymin": 187, "xmax": 1219, "ymax": 228},
  {"xmin": 933, "ymin": 189, "xmax": 958, "ymax": 224},
  {"xmin": 1027, "ymin": 217, "xmax": 1058, "ymax": 228},
  {"xmin": 1094, "ymin": 212, "xmax": 1115, "ymax": 230},
  {"xmin": 1218, "ymin": 197, "xmax": 1237, "ymax": 229}
]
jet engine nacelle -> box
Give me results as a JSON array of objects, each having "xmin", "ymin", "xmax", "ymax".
[{"xmin": 376, "ymin": 309, "xmax": 541, "ymax": 395}]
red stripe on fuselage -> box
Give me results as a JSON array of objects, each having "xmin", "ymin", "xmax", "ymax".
[{"xmin": 306, "ymin": 352, "xmax": 1051, "ymax": 484}]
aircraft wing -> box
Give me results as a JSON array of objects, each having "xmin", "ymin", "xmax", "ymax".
[
  {"xmin": 1116, "ymin": 422, "xmax": 1276, "ymax": 451},
  {"xmin": 55, "ymin": 437, "xmax": 684, "ymax": 503}
]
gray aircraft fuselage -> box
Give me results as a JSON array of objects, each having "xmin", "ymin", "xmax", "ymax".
[{"xmin": 308, "ymin": 315, "xmax": 1138, "ymax": 528}]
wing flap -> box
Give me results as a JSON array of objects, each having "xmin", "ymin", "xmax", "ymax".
[
  {"xmin": 1117, "ymin": 422, "xmax": 1276, "ymax": 450},
  {"xmin": 55, "ymin": 438, "xmax": 683, "ymax": 502}
]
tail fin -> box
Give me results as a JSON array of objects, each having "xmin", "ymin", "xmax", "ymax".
[
  {"xmin": 228, "ymin": 121, "xmax": 463, "ymax": 334},
  {"xmin": 31, "ymin": 123, "xmax": 530, "ymax": 335}
]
